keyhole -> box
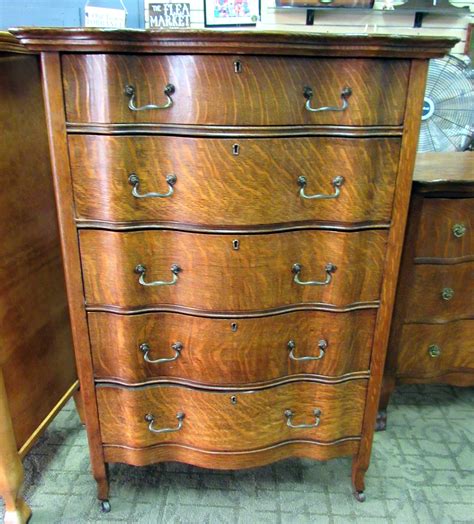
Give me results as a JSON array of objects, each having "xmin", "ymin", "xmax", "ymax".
[
  {"xmin": 234, "ymin": 60, "xmax": 242, "ymax": 73},
  {"xmin": 232, "ymin": 239, "xmax": 240, "ymax": 250},
  {"xmin": 232, "ymin": 144, "xmax": 240, "ymax": 156},
  {"xmin": 230, "ymin": 395, "xmax": 237, "ymax": 404},
  {"xmin": 231, "ymin": 322, "xmax": 238, "ymax": 332}
]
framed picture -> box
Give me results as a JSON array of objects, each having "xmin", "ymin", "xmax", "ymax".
[{"xmin": 204, "ymin": 0, "xmax": 260, "ymax": 27}]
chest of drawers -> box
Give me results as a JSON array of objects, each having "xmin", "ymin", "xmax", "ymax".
[
  {"xmin": 10, "ymin": 28, "xmax": 456, "ymax": 510},
  {"xmin": 379, "ymin": 152, "xmax": 474, "ymax": 429}
]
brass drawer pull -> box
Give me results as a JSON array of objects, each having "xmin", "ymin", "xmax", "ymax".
[
  {"xmin": 298, "ymin": 175, "xmax": 344, "ymax": 200},
  {"xmin": 285, "ymin": 408, "xmax": 322, "ymax": 429},
  {"xmin": 292, "ymin": 262, "xmax": 336, "ymax": 286},
  {"xmin": 452, "ymin": 223, "xmax": 466, "ymax": 238},
  {"xmin": 428, "ymin": 344, "xmax": 441, "ymax": 358},
  {"xmin": 145, "ymin": 412, "xmax": 185, "ymax": 434},
  {"xmin": 303, "ymin": 86, "xmax": 352, "ymax": 113},
  {"xmin": 128, "ymin": 173, "xmax": 177, "ymax": 199},
  {"xmin": 288, "ymin": 339, "xmax": 327, "ymax": 361},
  {"xmin": 125, "ymin": 83, "xmax": 175, "ymax": 111},
  {"xmin": 140, "ymin": 342, "xmax": 183, "ymax": 364},
  {"xmin": 441, "ymin": 287, "xmax": 454, "ymax": 301},
  {"xmin": 135, "ymin": 264, "xmax": 181, "ymax": 286}
]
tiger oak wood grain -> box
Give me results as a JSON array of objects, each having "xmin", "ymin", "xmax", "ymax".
[
  {"xmin": 96, "ymin": 381, "xmax": 367, "ymax": 450},
  {"xmin": 404, "ymin": 262, "xmax": 474, "ymax": 323},
  {"xmin": 103, "ymin": 439, "xmax": 360, "ymax": 469},
  {"xmin": 381, "ymin": 155, "xmax": 474, "ymax": 425},
  {"xmin": 414, "ymin": 198, "xmax": 473, "ymax": 261},
  {"xmin": 69, "ymin": 135, "xmax": 400, "ymax": 228},
  {"xmin": 88, "ymin": 310, "xmax": 376, "ymax": 386},
  {"xmin": 62, "ymin": 54, "xmax": 410, "ymax": 126},
  {"xmin": 80, "ymin": 229, "xmax": 387, "ymax": 312},
  {"xmin": 12, "ymin": 29, "xmax": 456, "ymax": 502},
  {"xmin": 395, "ymin": 320, "xmax": 474, "ymax": 383},
  {"xmin": 40, "ymin": 52, "xmax": 109, "ymax": 502}
]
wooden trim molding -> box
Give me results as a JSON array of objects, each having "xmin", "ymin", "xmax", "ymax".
[{"xmin": 10, "ymin": 28, "xmax": 457, "ymax": 57}]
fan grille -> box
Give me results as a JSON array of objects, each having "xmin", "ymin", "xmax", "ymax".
[{"xmin": 418, "ymin": 55, "xmax": 474, "ymax": 153}]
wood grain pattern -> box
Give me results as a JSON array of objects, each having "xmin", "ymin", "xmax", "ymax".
[
  {"xmin": 103, "ymin": 439, "xmax": 360, "ymax": 469},
  {"xmin": 62, "ymin": 54, "xmax": 410, "ymax": 126},
  {"xmin": 40, "ymin": 53, "xmax": 109, "ymax": 501},
  {"xmin": 10, "ymin": 28, "xmax": 458, "ymax": 58},
  {"xmin": 80, "ymin": 229, "xmax": 387, "ymax": 312},
  {"xmin": 88, "ymin": 310, "xmax": 376, "ymax": 386},
  {"xmin": 0, "ymin": 54, "xmax": 76, "ymax": 449},
  {"xmin": 414, "ymin": 198, "xmax": 473, "ymax": 262},
  {"xmin": 395, "ymin": 320, "xmax": 474, "ymax": 382},
  {"xmin": 69, "ymin": 135, "xmax": 400, "ymax": 228},
  {"xmin": 96, "ymin": 380, "xmax": 367, "ymax": 450},
  {"xmin": 405, "ymin": 262, "xmax": 474, "ymax": 323},
  {"xmin": 352, "ymin": 59, "xmax": 429, "ymax": 495},
  {"xmin": 382, "ymin": 155, "xmax": 474, "ymax": 423}
]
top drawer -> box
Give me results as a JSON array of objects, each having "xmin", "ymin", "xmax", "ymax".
[{"xmin": 62, "ymin": 55, "xmax": 409, "ymax": 126}]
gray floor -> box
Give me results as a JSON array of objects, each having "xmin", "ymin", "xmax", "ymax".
[{"xmin": 1, "ymin": 384, "xmax": 473, "ymax": 523}]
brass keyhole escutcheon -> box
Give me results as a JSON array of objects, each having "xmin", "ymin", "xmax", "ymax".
[
  {"xmin": 230, "ymin": 395, "xmax": 237, "ymax": 405},
  {"xmin": 233, "ymin": 60, "xmax": 242, "ymax": 73},
  {"xmin": 232, "ymin": 144, "xmax": 240, "ymax": 156},
  {"xmin": 232, "ymin": 239, "xmax": 240, "ymax": 250},
  {"xmin": 231, "ymin": 322, "xmax": 238, "ymax": 332}
]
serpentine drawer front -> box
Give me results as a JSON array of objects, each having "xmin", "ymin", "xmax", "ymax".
[
  {"xmin": 69, "ymin": 135, "xmax": 400, "ymax": 228},
  {"xmin": 62, "ymin": 55, "xmax": 410, "ymax": 126},
  {"xmin": 80, "ymin": 229, "xmax": 386, "ymax": 312},
  {"xmin": 11, "ymin": 27, "xmax": 456, "ymax": 506},
  {"xmin": 88, "ymin": 310, "xmax": 376, "ymax": 386},
  {"xmin": 96, "ymin": 381, "xmax": 367, "ymax": 451},
  {"xmin": 381, "ymin": 152, "xmax": 474, "ymax": 430}
]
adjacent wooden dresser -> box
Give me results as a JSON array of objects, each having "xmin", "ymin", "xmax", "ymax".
[
  {"xmin": 10, "ymin": 28, "xmax": 456, "ymax": 510},
  {"xmin": 379, "ymin": 152, "xmax": 474, "ymax": 429},
  {"xmin": 0, "ymin": 32, "xmax": 77, "ymax": 524}
]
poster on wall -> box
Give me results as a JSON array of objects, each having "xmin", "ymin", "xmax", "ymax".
[
  {"xmin": 147, "ymin": 2, "xmax": 191, "ymax": 28},
  {"xmin": 84, "ymin": 0, "xmax": 127, "ymax": 27},
  {"xmin": 204, "ymin": 0, "xmax": 260, "ymax": 27}
]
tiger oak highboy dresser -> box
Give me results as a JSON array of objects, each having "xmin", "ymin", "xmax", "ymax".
[{"xmin": 10, "ymin": 28, "xmax": 456, "ymax": 510}]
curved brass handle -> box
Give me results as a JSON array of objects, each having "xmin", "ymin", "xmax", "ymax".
[
  {"xmin": 303, "ymin": 86, "xmax": 352, "ymax": 113},
  {"xmin": 140, "ymin": 342, "xmax": 183, "ymax": 364},
  {"xmin": 452, "ymin": 224, "xmax": 466, "ymax": 238},
  {"xmin": 441, "ymin": 287, "xmax": 454, "ymax": 301},
  {"xmin": 128, "ymin": 173, "xmax": 177, "ymax": 199},
  {"xmin": 135, "ymin": 264, "xmax": 181, "ymax": 287},
  {"xmin": 292, "ymin": 263, "xmax": 336, "ymax": 286},
  {"xmin": 125, "ymin": 83, "xmax": 175, "ymax": 111},
  {"xmin": 285, "ymin": 408, "xmax": 322, "ymax": 429},
  {"xmin": 428, "ymin": 344, "xmax": 441, "ymax": 358},
  {"xmin": 288, "ymin": 339, "xmax": 327, "ymax": 361},
  {"xmin": 298, "ymin": 175, "xmax": 344, "ymax": 200},
  {"xmin": 145, "ymin": 412, "xmax": 185, "ymax": 434}
]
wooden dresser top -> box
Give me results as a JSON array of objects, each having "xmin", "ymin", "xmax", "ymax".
[
  {"xmin": 0, "ymin": 31, "xmax": 29, "ymax": 54},
  {"xmin": 9, "ymin": 28, "xmax": 457, "ymax": 58},
  {"xmin": 414, "ymin": 152, "xmax": 474, "ymax": 189}
]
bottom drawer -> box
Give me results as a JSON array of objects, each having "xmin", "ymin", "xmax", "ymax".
[
  {"xmin": 97, "ymin": 381, "xmax": 367, "ymax": 452},
  {"xmin": 396, "ymin": 320, "xmax": 474, "ymax": 381}
]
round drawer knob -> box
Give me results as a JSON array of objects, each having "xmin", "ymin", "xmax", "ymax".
[
  {"xmin": 428, "ymin": 344, "xmax": 441, "ymax": 358},
  {"xmin": 441, "ymin": 288, "xmax": 454, "ymax": 301},
  {"xmin": 452, "ymin": 223, "xmax": 466, "ymax": 238}
]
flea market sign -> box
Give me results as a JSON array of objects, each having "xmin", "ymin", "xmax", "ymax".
[{"xmin": 148, "ymin": 3, "xmax": 191, "ymax": 28}]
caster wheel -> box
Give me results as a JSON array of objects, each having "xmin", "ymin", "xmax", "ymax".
[
  {"xmin": 100, "ymin": 500, "xmax": 111, "ymax": 513},
  {"xmin": 375, "ymin": 410, "xmax": 387, "ymax": 432},
  {"xmin": 354, "ymin": 491, "xmax": 366, "ymax": 503}
]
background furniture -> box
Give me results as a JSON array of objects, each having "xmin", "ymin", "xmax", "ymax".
[
  {"xmin": 0, "ymin": 32, "xmax": 77, "ymax": 524},
  {"xmin": 10, "ymin": 28, "xmax": 455, "ymax": 510},
  {"xmin": 379, "ymin": 151, "xmax": 474, "ymax": 430}
]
